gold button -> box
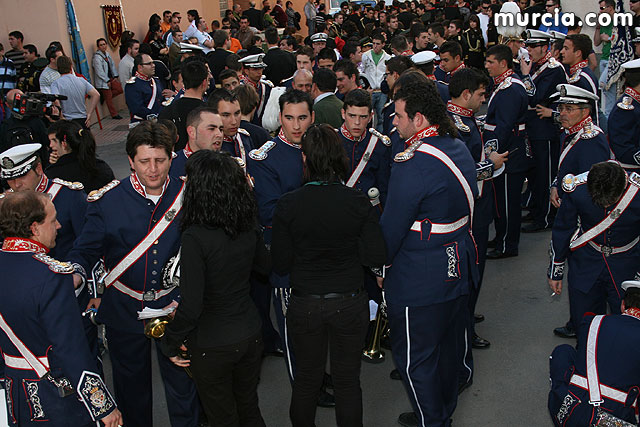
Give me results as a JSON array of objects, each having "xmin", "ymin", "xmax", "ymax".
[
  {"xmin": 152, "ymin": 250, "xmax": 158, "ymax": 255},
  {"xmin": 153, "ymin": 260, "xmax": 158, "ymax": 265}
]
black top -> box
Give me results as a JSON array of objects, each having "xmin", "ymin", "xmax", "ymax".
[
  {"xmin": 271, "ymin": 183, "xmax": 386, "ymax": 294},
  {"xmin": 45, "ymin": 152, "xmax": 115, "ymax": 193},
  {"xmin": 263, "ymin": 48, "xmax": 296, "ymax": 86},
  {"xmin": 158, "ymin": 96, "xmax": 205, "ymax": 151},
  {"xmin": 206, "ymin": 49, "xmax": 232, "ymax": 83},
  {"xmin": 163, "ymin": 226, "xmax": 270, "ymax": 356},
  {"xmin": 240, "ymin": 119, "xmax": 271, "ymax": 147}
]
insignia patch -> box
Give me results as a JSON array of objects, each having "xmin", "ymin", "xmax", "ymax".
[
  {"xmin": 484, "ymin": 139, "xmax": 498, "ymax": 156},
  {"xmin": 2, "ymin": 156, "xmax": 14, "ymax": 169},
  {"xmin": 87, "ymin": 180, "xmax": 120, "ymax": 202},
  {"xmin": 610, "ymin": 209, "xmax": 622, "ymax": 219},
  {"xmin": 33, "ymin": 253, "xmax": 74, "ymax": 274},
  {"xmin": 453, "ymin": 115, "xmax": 470, "ymax": 133},
  {"xmin": 248, "ymin": 140, "xmax": 276, "ymax": 161},
  {"xmin": 477, "ymin": 160, "xmax": 493, "ymax": 181},
  {"xmin": 52, "ymin": 177, "xmax": 84, "ymax": 191},
  {"xmin": 556, "ymin": 393, "xmax": 578, "ymax": 424},
  {"xmin": 498, "ymin": 77, "xmax": 513, "ymax": 91},
  {"xmin": 394, "ymin": 141, "xmax": 422, "ymax": 162},
  {"xmin": 445, "ymin": 244, "xmax": 459, "ymax": 279},
  {"xmin": 238, "ymin": 128, "xmax": 250, "ymax": 136},
  {"xmin": 629, "ymin": 172, "xmax": 640, "ymax": 188},
  {"xmin": 633, "ymin": 150, "xmax": 640, "ymax": 166},
  {"xmin": 522, "ymin": 76, "xmax": 536, "ymax": 96},
  {"xmin": 369, "ymin": 128, "xmax": 391, "ymax": 146},
  {"xmin": 24, "ymin": 380, "xmax": 45, "ymax": 421},
  {"xmin": 164, "ymin": 209, "xmax": 177, "ymax": 221},
  {"xmin": 78, "ymin": 371, "xmax": 115, "ymax": 420},
  {"xmin": 617, "ymin": 96, "xmax": 635, "ymax": 110}
]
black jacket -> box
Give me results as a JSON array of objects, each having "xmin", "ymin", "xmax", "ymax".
[
  {"xmin": 263, "ymin": 48, "xmax": 296, "ymax": 86},
  {"xmin": 45, "ymin": 152, "xmax": 115, "ymax": 193}
]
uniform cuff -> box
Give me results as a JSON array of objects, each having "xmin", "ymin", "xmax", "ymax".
[{"xmin": 77, "ymin": 371, "xmax": 117, "ymax": 421}]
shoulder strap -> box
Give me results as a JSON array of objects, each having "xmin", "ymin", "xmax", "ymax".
[
  {"xmin": 0, "ymin": 312, "xmax": 49, "ymax": 377},
  {"xmin": 46, "ymin": 182, "xmax": 62, "ymax": 201},
  {"xmin": 103, "ymin": 182, "xmax": 184, "ymax": 288},
  {"xmin": 346, "ymin": 135, "xmax": 379, "ymax": 188},
  {"xmin": 586, "ymin": 315, "xmax": 606, "ymax": 405}
]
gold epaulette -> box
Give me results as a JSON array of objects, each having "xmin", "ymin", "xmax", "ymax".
[
  {"xmin": 249, "ymin": 140, "xmax": 276, "ymax": 161},
  {"xmin": 33, "ymin": 253, "xmax": 74, "ymax": 274},
  {"xmin": 87, "ymin": 180, "xmax": 120, "ymax": 202},
  {"xmin": 369, "ymin": 128, "xmax": 391, "ymax": 146},
  {"xmin": 562, "ymin": 172, "xmax": 589, "ymax": 193},
  {"xmin": 238, "ymin": 128, "xmax": 250, "ymax": 136},
  {"xmin": 394, "ymin": 141, "xmax": 422, "ymax": 162},
  {"xmin": 52, "ymin": 178, "xmax": 84, "ymax": 191}
]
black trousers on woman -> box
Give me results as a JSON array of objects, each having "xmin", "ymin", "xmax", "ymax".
[
  {"xmin": 287, "ymin": 289, "xmax": 369, "ymax": 427},
  {"xmin": 188, "ymin": 331, "xmax": 266, "ymax": 427}
]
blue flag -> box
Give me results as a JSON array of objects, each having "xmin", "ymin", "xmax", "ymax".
[
  {"xmin": 605, "ymin": 0, "xmax": 634, "ymax": 90},
  {"xmin": 65, "ymin": 0, "xmax": 92, "ymax": 85}
]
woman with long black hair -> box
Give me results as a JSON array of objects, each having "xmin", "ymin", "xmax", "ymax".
[
  {"xmin": 45, "ymin": 120, "xmax": 115, "ymax": 193},
  {"xmin": 162, "ymin": 150, "xmax": 269, "ymax": 427},
  {"xmin": 271, "ymin": 124, "xmax": 386, "ymax": 427}
]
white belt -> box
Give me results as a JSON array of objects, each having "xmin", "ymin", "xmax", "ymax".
[
  {"xmin": 410, "ymin": 215, "xmax": 469, "ymax": 234},
  {"xmin": 4, "ymin": 354, "xmax": 49, "ymax": 371},
  {"xmin": 587, "ymin": 237, "xmax": 639, "ymax": 257},
  {"xmin": 483, "ymin": 124, "xmax": 525, "ymax": 132},
  {"xmin": 570, "ymin": 374, "xmax": 636, "ymax": 407},
  {"xmin": 111, "ymin": 280, "xmax": 175, "ymax": 302}
]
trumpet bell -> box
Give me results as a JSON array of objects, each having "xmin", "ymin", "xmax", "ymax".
[
  {"xmin": 362, "ymin": 347, "xmax": 386, "ymax": 363},
  {"xmin": 144, "ymin": 316, "xmax": 171, "ymax": 339}
]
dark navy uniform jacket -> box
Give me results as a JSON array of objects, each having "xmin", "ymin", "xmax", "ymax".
[
  {"xmin": 247, "ymin": 131, "xmax": 303, "ymax": 288},
  {"xmin": 552, "ymin": 117, "xmax": 611, "ymax": 195},
  {"xmin": 338, "ymin": 126, "xmax": 391, "ymax": 205},
  {"xmin": 381, "ymin": 100, "xmax": 395, "ymax": 136},
  {"xmin": 522, "ymin": 54, "xmax": 567, "ymax": 141},
  {"xmin": 550, "ymin": 313, "xmax": 640, "ymax": 426},
  {"xmin": 380, "ymin": 128, "xmax": 478, "ymax": 307},
  {"xmin": 0, "ymin": 241, "xmax": 116, "ymax": 425},
  {"xmin": 483, "ymin": 70, "xmax": 530, "ymax": 173},
  {"xmin": 68, "ymin": 175, "xmax": 184, "ymax": 333},
  {"xmin": 169, "ymin": 146, "xmax": 191, "ymax": 178},
  {"xmin": 608, "ymin": 87, "xmax": 640, "ymax": 172},
  {"xmin": 389, "ymin": 128, "xmax": 405, "ymax": 161},
  {"xmin": 124, "ymin": 74, "xmax": 164, "ymax": 123},
  {"xmin": 222, "ymin": 128, "xmax": 255, "ymax": 164},
  {"xmin": 566, "ymin": 61, "xmax": 600, "ymax": 124},
  {"xmin": 447, "ymin": 102, "xmax": 495, "ymax": 228},
  {"xmin": 548, "ymin": 172, "xmax": 640, "ymax": 294}
]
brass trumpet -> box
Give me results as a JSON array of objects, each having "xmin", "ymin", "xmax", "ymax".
[
  {"xmin": 144, "ymin": 316, "xmax": 171, "ymax": 339},
  {"xmin": 362, "ymin": 299, "xmax": 388, "ymax": 363}
]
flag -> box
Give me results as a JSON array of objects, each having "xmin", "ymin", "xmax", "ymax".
[
  {"xmin": 605, "ymin": 0, "xmax": 634, "ymax": 90},
  {"xmin": 65, "ymin": 0, "xmax": 92, "ymax": 85}
]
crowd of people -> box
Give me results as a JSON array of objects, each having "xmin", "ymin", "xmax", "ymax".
[{"xmin": 1, "ymin": 0, "xmax": 640, "ymax": 426}]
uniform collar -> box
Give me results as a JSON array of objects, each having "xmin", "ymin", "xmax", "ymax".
[
  {"xmin": 493, "ymin": 69, "xmax": 514, "ymax": 86},
  {"xmin": 624, "ymin": 307, "xmax": 640, "ymax": 321},
  {"xmin": 223, "ymin": 133, "xmax": 238, "ymax": 143},
  {"xmin": 569, "ymin": 60, "xmax": 588, "ymax": 76},
  {"xmin": 450, "ymin": 62, "xmax": 466, "ymax": 75},
  {"xmin": 405, "ymin": 125, "xmax": 439, "ymax": 146},
  {"xmin": 425, "ymin": 74, "xmax": 436, "ymax": 81},
  {"xmin": 447, "ymin": 101, "xmax": 473, "ymax": 117},
  {"xmin": 340, "ymin": 125, "xmax": 366, "ymax": 142},
  {"xmin": 400, "ymin": 49, "xmax": 414, "ymax": 56},
  {"xmin": 624, "ymin": 86, "xmax": 640, "ymax": 104},
  {"xmin": 34, "ymin": 174, "xmax": 49, "ymax": 193},
  {"xmin": 2, "ymin": 237, "xmax": 49, "ymax": 254},
  {"xmin": 240, "ymin": 74, "xmax": 259, "ymax": 90},
  {"xmin": 278, "ymin": 129, "xmax": 300, "ymax": 149},
  {"xmin": 135, "ymin": 71, "xmax": 151, "ymax": 81},
  {"xmin": 567, "ymin": 115, "xmax": 592, "ymax": 135},
  {"xmin": 130, "ymin": 172, "xmax": 170, "ymax": 199},
  {"xmin": 183, "ymin": 143, "xmax": 194, "ymax": 158},
  {"xmin": 535, "ymin": 51, "xmax": 552, "ymax": 67}
]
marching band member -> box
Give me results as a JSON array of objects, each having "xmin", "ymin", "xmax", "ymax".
[
  {"xmin": 608, "ymin": 58, "xmax": 640, "ymax": 173},
  {"xmin": 125, "ymin": 53, "xmax": 168, "ymax": 128},
  {"xmin": 207, "ymin": 89, "xmax": 255, "ymax": 166},
  {"xmin": 239, "ymin": 54, "xmax": 273, "ymax": 127}
]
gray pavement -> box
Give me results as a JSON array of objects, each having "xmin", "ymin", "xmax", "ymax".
[{"xmin": 94, "ymin": 114, "xmax": 570, "ymax": 427}]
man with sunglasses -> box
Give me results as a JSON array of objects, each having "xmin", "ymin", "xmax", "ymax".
[
  {"xmin": 538, "ymin": 0, "xmax": 568, "ymax": 34},
  {"xmin": 519, "ymin": 30, "xmax": 567, "ymax": 234},
  {"xmin": 125, "ymin": 53, "xmax": 168, "ymax": 128}
]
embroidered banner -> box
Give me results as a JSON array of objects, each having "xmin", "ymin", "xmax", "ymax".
[{"xmin": 102, "ymin": 5, "xmax": 123, "ymax": 48}]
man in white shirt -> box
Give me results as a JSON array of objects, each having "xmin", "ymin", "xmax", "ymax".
[
  {"xmin": 360, "ymin": 33, "xmax": 391, "ymax": 131},
  {"xmin": 118, "ymin": 39, "xmax": 139, "ymax": 88},
  {"xmin": 39, "ymin": 45, "xmax": 63, "ymax": 94},
  {"xmin": 478, "ymin": 0, "xmax": 491, "ymax": 46},
  {"xmin": 194, "ymin": 18, "xmax": 214, "ymax": 54}
]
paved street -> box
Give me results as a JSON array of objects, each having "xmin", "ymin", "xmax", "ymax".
[{"xmin": 94, "ymin": 115, "xmax": 568, "ymax": 427}]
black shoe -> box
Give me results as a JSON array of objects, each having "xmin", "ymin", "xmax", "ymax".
[
  {"xmin": 522, "ymin": 223, "xmax": 551, "ymax": 233},
  {"xmin": 553, "ymin": 324, "xmax": 576, "ymax": 339},
  {"xmin": 486, "ymin": 249, "xmax": 518, "ymax": 259},
  {"xmin": 487, "ymin": 238, "xmax": 497, "ymax": 249},
  {"xmin": 323, "ymin": 373, "xmax": 333, "ymax": 390},
  {"xmin": 458, "ymin": 379, "xmax": 473, "ymax": 394},
  {"xmin": 398, "ymin": 412, "xmax": 418, "ymax": 427},
  {"xmin": 112, "ymin": 114, "xmax": 123, "ymax": 120},
  {"xmin": 390, "ymin": 369, "xmax": 402, "ymax": 380},
  {"xmin": 472, "ymin": 334, "xmax": 490, "ymax": 349},
  {"xmin": 317, "ymin": 389, "xmax": 335, "ymax": 408},
  {"xmin": 521, "ymin": 212, "xmax": 535, "ymax": 223},
  {"xmin": 474, "ymin": 313, "xmax": 485, "ymax": 324}
]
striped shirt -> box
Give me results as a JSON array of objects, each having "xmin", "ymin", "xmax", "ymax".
[{"xmin": 0, "ymin": 57, "xmax": 17, "ymax": 94}]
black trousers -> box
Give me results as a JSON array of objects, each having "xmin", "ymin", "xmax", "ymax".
[
  {"xmin": 188, "ymin": 331, "xmax": 266, "ymax": 427},
  {"xmin": 287, "ymin": 290, "xmax": 369, "ymax": 427}
]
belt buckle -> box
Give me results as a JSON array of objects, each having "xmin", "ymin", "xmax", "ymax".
[
  {"xmin": 601, "ymin": 245, "xmax": 613, "ymax": 257},
  {"xmin": 142, "ymin": 290, "xmax": 156, "ymax": 301}
]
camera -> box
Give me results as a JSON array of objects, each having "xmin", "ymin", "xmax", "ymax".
[{"xmin": 11, "ymin": 92, "xmax": 68, "ymax": 120}]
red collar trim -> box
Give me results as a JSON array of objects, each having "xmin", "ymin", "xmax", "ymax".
[
  {"xmin": 447, "ymin": 101, "xmax": 473, "ymax": 117},
  {"xmin": 568, "ymin": 115, "xmax": 592, "ymax": 135},
  {"xmin": 2, "ymin": 237, "xmax": 48, "ymax": 254},
  {"xmin": 569, "ymin": 60, "xmax": 588, "ymax": 76},
  {"xmin": 340, "ymin": 125, "xmax": 365, "ymax": 142},
  {"xmin": 183, "ymin": 144, "xmax": 194, "ymax": 158},
  {"xmin": 624, "ymin": 307, "xmax": 640, "ymax": 321},
  {"xmin": 135, "ymin": 71, "xmax": 150, "ymax": 81},
  {"xmin": 35, "ymin": 174, "xmax": 49, "ymax": 193},
  {"xmin": 130, "ymin": 172, "xmax": 169, "ymax": 199},
  {"xmin": 426, "ymin": 74, "xmax": 436, "ymax": 81},
  {"xmin": 493, "ymin": 69, "xmax": 514, "ymax": 86},
  {"xmin": 278, "ymin": 129, "xmax": 300, "ymax": 149},
  {"xmin": 400, "ymin": 49, "xmax": 414, "ymax": 56},
  {"xmin": 624, "ymin": 87, "xmax": 640, "ymax": 104},
  {"xmin": 451, "ymin": 62, "xmax": 466, "ymax": 75},
  {"xmin": 240, "ymin": 74, "xmax": 258, "ymax": 89},
  {"xmin": 536, "ymin": 51, "xmax": 552, "ymax": 67},
  {"xmin": 405, "ymin": 125, "xmax": 439, "ymax": 146}
]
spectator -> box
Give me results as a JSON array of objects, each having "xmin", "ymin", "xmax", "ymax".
[
  {"xmin": 158, "ymin": 60, "xmax": 208, "ymax": 150},
  {"xmin": 334, "ymin": 59, "xmax": 359, "ymax": 97},
  {"xmin": 478, "ymin": 0, "xmax": 491, "ymax": 45},
  {"xmin": 6, "ymin": 31, "xmax": 25, "ymax": 73},
  {"xmin": 220, "ymin": 69, "xmax": 240, "ymax": 91},
  {"xmin": 595, "ymin": 0, "xmax": 617, "ymax": 117},
  {"xmin": 118, "ymin": 38, "xmax": 139, "ymax": 88},
  {"xmin": 234, "ymin": 84, "xmax": 271, "ymax": 147},
  {"xmin": 279, "ymin": 35, "xmax": 297, "ymax": 52},
  {"xmin": 207, "ymin": 30, "xmax": 233, "ymax": 83},
  {"xmin": 360, "ymin": 32, "xmax": 390, "ymax": 130},
  {"xmin": 143, "ymin": 13, "xmax": 162, "ymax": 44},
  {"xmin": 195, "ymin": 18, "xmax": 215, "ymax": 54},
  {"xmin": 50, "ymin": 56, "xmax": 100, "ymax": 128},
  {"xmin": 286, "ymin": 1, "xmax": 299, "ymax": 29},
  {"xmin": 45, "ymin": 120, "xmax": 115, "ymax": 192},
  {"xmin": 119, "ymin": 30, "xmax": 135, "ymax": 59},
  {"xmin": 292, "ymin": 69, "xmax": 313, "ymax": 92},
  {"xmin": 168, "ymin": 29, "xmax": 184, "ymax": 70},
  {"xmin": 245, "ymin": 2, "xmax": 264, "ymax": 30},
  {"xmin": 263, "ymin": 27, "xmax": 296, "ymax": 86},
  {"xmin": 38, "ymin": 45, "xmax": 63, "ymax": 94},
  {"xmin": 237, "ymin": 16, "xmax": 256, "ymax": 50},
  {"xmin": 92, "ymin": 38, "xmax": 122, "ymax": 120},
  {"xmin": 149, "ymin": 24, "xmax": 169, "ymax": 61},
  {"xmin": 316, "ymin": 47, "xmax": 337, "ymax": 69},
  {"xmin": 538, "ymin": 0, "xmax": 568, "ymax": 34},
  {"xmin": 184, "ymin": 9, "xmax": 201, "ymax": 40},
  {"xmin": 17, "ymin": 44, "xmax": 44, "ymax": 93},
  {"xmin": 304, "ymin": 0, "xmax": 317, "ymax": 35},
  {"xmin": 0, "ymin": 43, "xmax": 17, "ymax": 97},
  {"xmin": 312, "ymin": 68, "xmax": 343, "ymax": 128},
  {"xmin": 463, "ymin": 14, "xmax": 486, "ymax": 69},
  {"xmin": 160, "ymin": 10, "xmax": 173, "ymax": 34},
  {"xmin": 262, "ymin": 0, "xmax": 275, "ymax": 29},
  {"xmin": 164, "ymin": 15, "xmax": 181, "ymax": 47}
]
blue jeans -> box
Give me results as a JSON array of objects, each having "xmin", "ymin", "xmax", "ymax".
[
  {"xmin": 371, "ymin": 91, "xmax": 387, "ymax": 132},
  {"xmin": 599, "ymin": 59, "xmax": 617, "ymax": 118}
]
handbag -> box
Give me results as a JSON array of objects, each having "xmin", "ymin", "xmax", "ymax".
[{"xmin": 108, "ymin": 77, "xmax": 123, "ymax": 97}]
